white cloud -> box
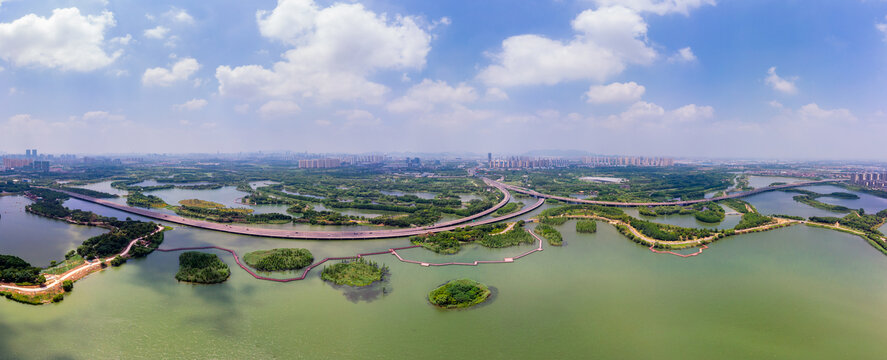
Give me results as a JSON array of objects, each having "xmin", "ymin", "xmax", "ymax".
[
  {"xmin": 585, "ymin": 82, "xmax": 646, "ymax": 104},
  {"xmin": 144, "ymin": 25, "xmax": 170, "ymax": 39},
  {"xmin": 234, "ymin": 104, "xmax": 250, "ymax": 114},
  {"xmin": 142, "ymin": 57, "xmax": 200, "ymax": 87},
  {"xmin": 796, "ymin": 103, "xmax": 855, "ymax": 122},
  {"xmin": 337, "ymin": 109, "xmax": 381, "ymax": 127},
  {"xmin": 765, "ymin": 67, "xmax": 797, "ymax": 95},
  {"xmin": 0, "ymin": 8, "xmax": 120, "ymax": 71},
  {"xmin": 110, "ymin": 34, "xmax": 132, "ymax": 45},
  {"xmin": 165, "ymin": 8, "xmax": 194, "ymax": 25},
  {"xmin": 387, "ymin": 79, "xmax": 478, "ymax": 113},
  {"xmin": 478, "ymin": 6, "xmax": 656, "ymax": 87},
  {"xmin": 669, "ymin": 47, "xmax": 696, "ymax": 62},
  {"xmin": 877, "ymin": 16, "xmax": 887, "ymax": 42},
  {"xmin": 74, "ymin": 110, "xmax": 125, "ymax": 121},
  {"xmin": 596, "ymin": 101, "xmax": 713, "ymax": 129},
  {"xmin": 591, "ymin": 0, "xmax": 716, "ymax": 16},
  {"xmin": 258, "ymin": 100, "xmax": 301, "ymax": 118},
  {"xmin": 217, "ymin": 0, "xmax": 432, "ymax": 104},
  {"xmin": 484, "ymin": 87, "xmax": 509, "ymax": 101},
  {"xmin": 174, "ymin": 98, "xmax": 208, "ymax": 111},
  {"xmin": 670, "ymin": 104, "xmax": 714, "ymax": 121}
]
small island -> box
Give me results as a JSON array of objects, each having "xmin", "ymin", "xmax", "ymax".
[
  {"xmin": 243, "ymin": 248, "xmax": 314, "ymax": 271},
  {"xmin": 175, "ymin": 251, "xmax": 230, "ymax": 284},
  {"xmin": 321, "ymin": 258, "xmax": 387, "ymax": 286},
  {"xmin": 428, "ymin": 279, "xmax": 491, "ymax": 309}
]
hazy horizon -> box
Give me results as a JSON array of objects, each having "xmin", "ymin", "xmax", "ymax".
[{"xmin": 1, "ymin": 1, "xmax": 886, "ymax": 159}]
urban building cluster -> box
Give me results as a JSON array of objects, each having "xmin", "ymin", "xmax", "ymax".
[
  {"xmin": 488, "ymin": 156, "xmax": 570, "ymax": 169},
  {"xmin": 582, "ymin": 156, "xmax": 674, "ymax": 167},
  {"xmin": 850, "ymin": 172, "xmax": 887, "ymax": 189},
  {"xmin": 1, "ymin": 149, "xmax": 50, "ymax": 172},
  {"xmin": 341, "ymin": 155, "xmax": 386, "ymax": 165},
  {"xmin": 298, "ymin": 158, "xmax": 341, "ymax": 169}
]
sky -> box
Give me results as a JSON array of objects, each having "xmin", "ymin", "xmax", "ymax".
[{"xmin": 0, "ymin": 0, "xmax": 886, "ymax": 159}]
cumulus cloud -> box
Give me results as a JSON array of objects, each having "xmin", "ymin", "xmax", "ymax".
[
  {"xmin": 144, "ymin": 25, "xmax": 170, "ymax": 39},
  {"xmin": 387, "ymin": 79, "xmax": 478, "ymax": 113},
  {"xmin": 669, "ymin": 47, "xmax": 697, "ymax": 62},
  {"xmin": 795, "ymin": 103, "xmax": 855, "ymax": 122},
  {"xmin": 110, "ymin": 34, "xmax": 132, "ymax": 45},
  {"xmin": 164, "ymin": 8, "xmax": 194, "ymax": 24},
  {"xmin": 590, "ymin": 0, "xmax": 716, "ymax": 16},
  {"xmin": 585, "ymin": 82, "xmax": 646, "ymax": 104},
  {"xmin": 478, "ymin": 6, "xmax": 656, "ymax": 87},
  {"xmin": 877, "ymin": 16, "xmax": 887, "ymax": 42},
  {"xmin": 484, "ymin": 87, "xmax": 509, "ymax": 101},
  {"xmin": 217, "ymin": 0, "xmax": 432, "ymax": 104},
  {"xmin": 765, "ymin": 67, "xmax": 797, "ymax": 95},
  {"xmin": 337, "ymin": 109, "xmax": 381, "ymax": 127},
  {"xmin": 73, "ymin": 110, "xmax": 125, "ymax": 122},
  {"xmin": 595, "ymin": 101, "xmax": 714, "ymax": 129},
  {"xmin": 142, "ymin": 57, "xmax": 200, "ymax": 87},
  {"xmin": 174, "ymin": 98, "xmax": 208, "ymax": 111},
  {"xmin": 0, "ymin": 8, "xmax": 120, "ymax": 71},
  {"xmin": 258, "ymin": 100, "xmax": 301, "ymax": 118}
]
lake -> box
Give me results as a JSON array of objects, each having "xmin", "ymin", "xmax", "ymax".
[{"xmin": 1, "ymin": 191, "xmax": 886, "ymax": 359}]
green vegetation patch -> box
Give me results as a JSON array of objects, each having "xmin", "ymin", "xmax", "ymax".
[
  {"xmin": 411, "ymin": 222, "xmax": 532, "ymax": 253},
  {"xmin": 534, "ymin": 224, "xmax": 563, "ymax": 246},
  {"xmin": 786, "ymin": 189, "xmax": 859, "ymax": 213},
  {"xmin": 0, "ymin": 254, "xmax": 45, "ymax": 285},
  {"xmin": 178, "ymin": 199, "xmax": 227, "ymax": 209},
  {"xmin": 175, "ymin": 252, "xmax": 230, "ymax": 284},
  {"xmin": 127, "ymin": 192, "xmax": 167, "ymax": 208},
  {"xmin": 243, "ymin": 248, "xmax": 314, "ymax": 272},
  {"xmin": 735, "ymin": 212, "xmax": 774, "ymax": 230},
  {"xmin": 492, "ymin": 202, "xmax": 523, "ymax": 217},
  {"xmin": 321, "ymin": 258, "xmax": 387, "ymax": 287},
  {"xmin": 174, "ymin": 201, "xmax": 291, "ymax": 224},
  {"xmin": 576, "ymin": 220, "xmax": 597, "ymax": 233},
  {"xmin": 428, "ymin": 279, "xmax": 491, "ymax": 309},
  {"xmin": 720, "ymin": 199, "xmax": 753, "ymax": 214}
]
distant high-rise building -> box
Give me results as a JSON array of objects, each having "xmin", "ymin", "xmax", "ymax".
[
  {"xmin": 582, "ymin": 156, "xmax": 674, "ymax": 167},
  {"xmin": 3, "ymin": 158, "xmax": 34, "ymax": 170},
  {"xmin": 31, "ymin": 149, "xmax": 37, "ymax": 158},
  {"xmin": 850, "ymin": 172, "xmax": 887, "ymax": 189},
  {"xmin": 298, "ymin": 158, "xmax": 341, "ymax": 169},
  {"xmin": 488, "ymin": 153, "xmax": 492, "ymax": 167},
  {"xmin": 25, "ymin": 150, "xmax": 31, "ymax": 157}
]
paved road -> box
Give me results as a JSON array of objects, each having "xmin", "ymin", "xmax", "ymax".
[
  {"xmin": 492, "ymin": 178, "xmax": 843, "ymax": 207},
  {"xmin": 0, "ymin": 225, "xmax": 164, "ymax": 293},
  {"xmin": 50, "ymin": 179, "xmax": 545, "ymax": 240}
]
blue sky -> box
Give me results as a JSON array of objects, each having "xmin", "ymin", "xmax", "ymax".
[{"xmin": 0, "ymin": 0, "xmax": 885, "ymax": 159}]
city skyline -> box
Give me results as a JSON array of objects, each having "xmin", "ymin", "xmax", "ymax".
[{"xmin": 0, "ymin": 1, "xmax": 886, "ymax": 159}]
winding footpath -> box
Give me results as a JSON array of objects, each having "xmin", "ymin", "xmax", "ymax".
[
  {"xmin": 49, "ymin": 178, "xmax": 544, "ymax": 240},
  {"xmin": 491, "ymin": 178, "xmax": 843, "ymax": 207},
  {"xmin": 0, "ymin": 225, "xmax": 165, "ymax": 294},
  {"xmin": 156, "ymin": 229, "xmax": 545, "ymax": 282}
]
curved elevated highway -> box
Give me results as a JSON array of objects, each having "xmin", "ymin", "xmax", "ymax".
[
  {"xmin": 50, "ymin": 178, "xmax": 545, "ymax": 240},
  {"xmin": 491, "ymin": 178, "xmax": 843, "ymax": 207}
]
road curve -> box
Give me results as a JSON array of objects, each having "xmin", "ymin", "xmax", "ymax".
[
  {"xmin": 49, "ymin": 179, "xmax": 545, "ymax": 240},
  {"xmin": 491, "ymin": 178, "xmax": 843, "ymax": 207}
]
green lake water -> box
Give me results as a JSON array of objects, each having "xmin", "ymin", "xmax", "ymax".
[{"xmin": 1, "ymin": 191, "xmax": 887, "ymax": 359}]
